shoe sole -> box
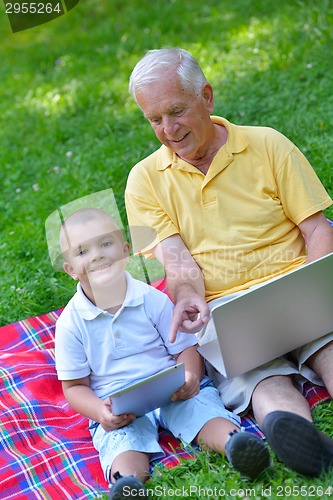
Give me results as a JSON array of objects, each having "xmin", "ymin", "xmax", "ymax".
[
  {"xmin": 227, "ymin": 433, "xmax": 270, "ymax": 478},
  {"xmin": 262, "ymin": 411, "xmax": 333, "ymax": 476},
  {"xmin": 109, "ymin": 476, "xmax": 149, "ymax": 499}
]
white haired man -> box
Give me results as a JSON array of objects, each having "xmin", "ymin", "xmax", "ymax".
[{"xmin": 125, "ymin": 48, "xmax": 333, "ymax": 476}]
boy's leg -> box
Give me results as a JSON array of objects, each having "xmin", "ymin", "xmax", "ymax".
[
  {"xmin": 109, "ymin": 451, "xmax": 150, "ymax": 499},
  {"xmin": 194, "ymin": 416, "xmax": 270, "ymax": 479},
  {"xmin": 110, "ymin": 451, "xmax": 150, "ymax": 484},
  {"xmin": 91, "ymin": 414, "xmax": 163, "ymax": 488},
  {"xmin": 160, "ymin": 385, "xmax": 270, "ymax": 478},
  {"xmin": 195, "ymin": 417, "xmax": 237, "ymax": 454}
]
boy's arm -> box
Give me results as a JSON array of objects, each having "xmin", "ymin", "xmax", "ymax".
[
  {"xmin": 62, "ymin": 377, "xmax": 135, "ymax": 432},
  {"xmin": 171, "ymin": 345, "xmax": 204, "ymax": 402}
]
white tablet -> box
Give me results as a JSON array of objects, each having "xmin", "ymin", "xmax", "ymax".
[{"xmin": 109, "ymin": 363, "xmax": 185, "ymax": 417}]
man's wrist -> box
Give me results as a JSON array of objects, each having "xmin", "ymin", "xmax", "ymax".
[{"xmin": 173, "ymin": 281, "xmax": 203, "ymax": 303}]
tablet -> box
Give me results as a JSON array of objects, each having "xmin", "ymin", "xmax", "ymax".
[{"xmin": 109, "ymin": 363, "xmax": 185, "ymax": 417}]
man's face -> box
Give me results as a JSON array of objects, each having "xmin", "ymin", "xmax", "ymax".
[
  {"xmin": 136, "ymin": 72, "xmax": 214, "ymax": 163},
  {"xmin": 63, "ymin": 219, "xmax": 130, "ymax": 291}
]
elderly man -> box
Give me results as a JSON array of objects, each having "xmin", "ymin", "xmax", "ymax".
[{"xmin": 125, "ymin": 48, "xmax": 333, "ymax": 476}]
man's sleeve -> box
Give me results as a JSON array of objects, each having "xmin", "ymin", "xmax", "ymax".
[
  {"xmin": 125, "ymin": 168, "xmax": 179, "ymax": 257},
  {"xmin": 275, "ymin": 146, "xmax": 332, "ymax": 225}
]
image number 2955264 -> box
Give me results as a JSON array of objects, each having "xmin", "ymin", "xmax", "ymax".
[{"xmin": 4, "ymin": 0, "xmax": 80, "ymax": 33}]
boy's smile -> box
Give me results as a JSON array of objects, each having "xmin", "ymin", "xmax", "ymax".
[{"xmin": 90, "ymin": 263, "xmax": 113, "ymax": 273}]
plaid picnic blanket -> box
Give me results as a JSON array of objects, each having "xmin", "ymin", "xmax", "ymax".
[{"xmin": 0, "ymin": 280, "xmax": 331, "ymax": 499}]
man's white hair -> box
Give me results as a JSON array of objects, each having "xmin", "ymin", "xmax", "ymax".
[{"xmin": 129, "ymin": 48, "xmax": 207, "ymax": 102}]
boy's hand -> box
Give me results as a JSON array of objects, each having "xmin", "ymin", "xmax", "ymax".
[
  {"xmin": 100, "ymin": 398, "xmax": 135, "ymax": 432},
  {"xmin": 171, "ymin": 370, "xmax": 200, "ymax": 402}
]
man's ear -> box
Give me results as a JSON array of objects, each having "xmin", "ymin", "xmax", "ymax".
[
  {"xmin": 63, "ymin": 261, "xmax": 79, "ymax": 280},
  {"xmin": 201, "ymin": 82, "xmax": 214, "ymax": 114}
]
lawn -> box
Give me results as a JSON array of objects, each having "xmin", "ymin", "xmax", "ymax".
[{"xmin": 0, "ymin": 0, "xmax": 332, "ymax": 498}]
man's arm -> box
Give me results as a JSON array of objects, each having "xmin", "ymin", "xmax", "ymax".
[
  {"xmin": 153, "ymin": 234, "xmax": 210, "ymax": 342},
  {"xmin": 298, "ymin": 211, "xmax": 333, "ymax": 262}
]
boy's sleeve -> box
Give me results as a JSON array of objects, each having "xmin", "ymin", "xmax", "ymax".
[{"xmin": 55, "ymin": 318, "xmax": 91, "ymax": 381}]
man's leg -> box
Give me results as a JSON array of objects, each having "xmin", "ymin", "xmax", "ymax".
[
  {"xmin": 252, "ymin": 374, "xmax": 333, "ymax": 477},
  {"xmin": 251, "ymin": 374, "xmax": 312, "ymax": 427},
  {"xmin": 306, "ymin": 340, "xmax": 333, "ymax": 396},
  {"xmin": 208, "ymin": 356, "xmax": 333, "ymax": 476}
]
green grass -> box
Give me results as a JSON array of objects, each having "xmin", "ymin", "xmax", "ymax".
[
  {"xmin": 1, "ymin": 0, "xmax": 333, "ymax": 497},
  {"xmin": 142, "ymin": 404, "xmax": 333, "ymax": 500},
  {"xmin": 0, "ymin": 0, "xmax": 332, "ymax": 324}
]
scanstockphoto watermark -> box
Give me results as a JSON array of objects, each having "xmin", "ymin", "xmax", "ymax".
[
  {"xmin": 3, "ymin": 0, "xmax": 79, "ymax": 33},
  {"xmin": 124, "ymin": 484, "xmax": 258, "ymax": 497},
  {"xmin": 121, "ymin": 484, "xmax": 333, "ymax": 498}
]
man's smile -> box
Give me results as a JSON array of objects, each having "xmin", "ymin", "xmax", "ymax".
[{"xmin": 171, "ymin": 132, "xmax": 189, "ymax": 143}]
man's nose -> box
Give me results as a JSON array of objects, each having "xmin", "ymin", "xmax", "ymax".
[{"xmin": 163, "ymin": 116, "xmax": 179, "ymax": 136}]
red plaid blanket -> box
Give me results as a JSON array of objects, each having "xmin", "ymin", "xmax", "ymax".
[{"xmin": 0, "ymin": 281, "xmax": 330, "ymax": 499}]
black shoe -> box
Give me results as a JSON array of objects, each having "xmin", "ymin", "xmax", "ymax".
[
  {"xmin": 262, "ymin": 411, "xmax": 333, "ymax": 476},
  {"xmin": 225, "ymin": 430, "xmax": 270, "ymax": 478},
  {"xmin": 109, "ymin": 472, "xmax": 150, "ymax": 499}
]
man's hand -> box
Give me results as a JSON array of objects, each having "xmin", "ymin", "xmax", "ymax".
[{"xmin": 169, "ymin": 294, "xmax": 210, "ymax": 343}]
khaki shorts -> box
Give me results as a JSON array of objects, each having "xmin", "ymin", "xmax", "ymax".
[{"xmin": 197, "ymin": 293, "xmax": 333, "ymax": 415}]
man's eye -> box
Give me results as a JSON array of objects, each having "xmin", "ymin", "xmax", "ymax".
[
  {"xmin": 149, "ymin": 117, "xmax": 161, "ymax": 125},
  {"xmin": 173, "ymin": 109, "xmax": 184, "ymax": 116}
]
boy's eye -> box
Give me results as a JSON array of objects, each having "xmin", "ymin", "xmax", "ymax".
[
  {"xmin": 76, "ymin": 248, "xmax": 87, "ymax": 256},
  {"xmin": 102, "ymin": 240, "xmax": 113, "ymax": 247}
]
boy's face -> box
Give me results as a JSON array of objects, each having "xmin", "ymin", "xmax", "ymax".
[{"xmin": 62, "ymin": 219, "xmax": 130, "ymax": 291}]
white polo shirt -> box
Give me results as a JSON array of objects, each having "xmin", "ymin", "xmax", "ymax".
[{"xmin": 55, "ymin": 272, "xmax": 197, "ymax": 399}]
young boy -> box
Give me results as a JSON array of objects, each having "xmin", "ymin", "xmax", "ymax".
[{"xmin": 55, "ymin": 208, "xmax": 270, "ymax": 499}]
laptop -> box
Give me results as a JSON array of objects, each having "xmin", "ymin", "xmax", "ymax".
[
  {"xmin": 109, "ymin": 363, "xmax": 185, "ymax": 417},
  {"xmin": 198, "ymin": 252, "xmax": 333, "ymax": 379}
]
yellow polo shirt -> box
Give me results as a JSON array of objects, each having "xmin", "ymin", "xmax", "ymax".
[{"xmin": 125, "ymin": 117, "xmax": 332, "ymax": 301}]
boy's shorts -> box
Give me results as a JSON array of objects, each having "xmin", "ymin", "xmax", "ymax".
[
  {"xmin": 199, "ymin": 293, "xmax": 333, "ymax": 415},
  {"xmin": 91, "ymin": 381, "xmax": 240, "ymax": 482}
]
